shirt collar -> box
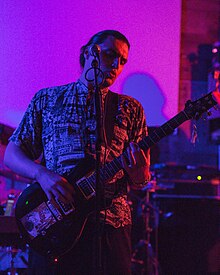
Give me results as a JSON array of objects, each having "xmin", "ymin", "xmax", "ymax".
[{"xmin": 76, "ymin": 79, "xmax": 109, "ymax": 96}]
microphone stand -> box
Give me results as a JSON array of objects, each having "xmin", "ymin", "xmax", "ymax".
[{"xmin": 91, "ymin": 57, "xmax": 104, "ymax": 275}]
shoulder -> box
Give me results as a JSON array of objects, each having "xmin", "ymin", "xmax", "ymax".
[
  {"xmin": 117, "ymin": 92, "xmax": 144, "ymax": 112},
  {"xmin": 34, "ymin": 82, "xmax": 74, "ymax": 101},
  {"xmin": 30, "ymin": 82, "xmax": 75, "ymax": 109}
]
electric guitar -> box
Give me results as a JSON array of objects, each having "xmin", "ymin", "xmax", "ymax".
[{"xmin": 15, "ymin": 91, "xmax": 218, "ymax": 258}]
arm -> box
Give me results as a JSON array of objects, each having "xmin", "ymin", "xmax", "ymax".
[
  {"xmin": 121, "ymin": 99, "xmax": 151, "ymax": 188},
  {"xmin": 4, "ymin": 141, "xmax": 74, "ymax": 203}
]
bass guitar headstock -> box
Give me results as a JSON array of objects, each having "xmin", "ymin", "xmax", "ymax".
[{"xmin": 184, "ymin": 92, "xmax": 218, "ymax": 120}]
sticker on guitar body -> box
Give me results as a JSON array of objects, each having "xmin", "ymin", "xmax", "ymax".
[{"xmin": 21, "ymin": 201, "xmax": 63, "ymax": 239}]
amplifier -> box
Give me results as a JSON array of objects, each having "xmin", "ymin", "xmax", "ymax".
[
  {"xmin": 154, "ymin": 179, "xmax": 220, "ymax": 199},
  {"xmin": 0, "ymin": 216, "xmax": 25, "ymax": 247},
  {"xmin": 152, "ymin": 164, "xmax": 220, "ymax": 198}
]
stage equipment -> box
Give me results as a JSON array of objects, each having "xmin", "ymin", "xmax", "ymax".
[
  {"xmin": 0, "ymin": 216, "xmax": 28, "ymax": 274},
  {"xmin": 130, "ymin": 179, "xmax": 161, "ymax": 275},
  {"xmin": 151, "ymin": 163, "xmax": 220, "ymax": 273}
]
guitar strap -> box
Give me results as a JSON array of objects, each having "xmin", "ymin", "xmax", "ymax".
[
  {"xmin": 104, "ymin": 90, "xmax": 119, "ymax": 148},
  {"xmin": 104, "ymin": 91, "xmax": 131, "ymax": 198},
  {"xmin": 103, "ymin": 91, "xmax": 119, "ymax": 199}
]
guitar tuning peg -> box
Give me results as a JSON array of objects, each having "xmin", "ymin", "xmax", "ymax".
[
  {"xmin": 185, "ymin": 100, "xmax": 192, "ymax": 107},
  {"xmin": 195, "ymin": 115, "xmax": 199, "ymax": 120},
  {"xmin": 194, "ymin": 112, "xmax": 201, "ymax": 120},
  {"xmin": 207, "ymin": 111, "xmax": 212, "ymax": 116}
]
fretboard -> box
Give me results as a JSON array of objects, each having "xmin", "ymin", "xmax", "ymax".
[{"xmin": 87, "ymin": 110, "xmax": 190, "ymax": 187}]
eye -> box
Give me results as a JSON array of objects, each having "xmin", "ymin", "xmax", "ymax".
[
  {"xmin": 105, "ymin": 51, "xmax": 116, "ymax": 59},
  {"xmin": 120, "ymin": 58, "xmax": 127, "ymax": 65},
  {"xmin": 102, "ymin": 50, "xmax": 127, "ymax": 66}
]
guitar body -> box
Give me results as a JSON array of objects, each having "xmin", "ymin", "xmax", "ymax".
[
  {"xmin": 15, "ymin": 157, "xmax": 109, "ymax": 258},
  {"xmin": 16, "ymin": 183, "xmax": 87, "ymax": 257}
]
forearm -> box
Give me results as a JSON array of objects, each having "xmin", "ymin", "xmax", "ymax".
[
  {"xmin": 4, "ymin": 141, "xmax": 74, "ymax": 202},
  {"xmin": 4, "ymin": 141, "xmax": 42, "ymax": 180}
]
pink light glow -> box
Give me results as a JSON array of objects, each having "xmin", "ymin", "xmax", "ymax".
[{"xmin": 0, "ymin": 0, "xmax": 181, "ymax": 128}]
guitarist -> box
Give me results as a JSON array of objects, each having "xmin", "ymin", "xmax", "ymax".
[{"xmin": 4, "ymin": 30, "xmax": 151, "ymax": 275}]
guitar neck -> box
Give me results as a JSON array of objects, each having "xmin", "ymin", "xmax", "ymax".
[
  {"xmin": 73, "ymin": 91, "xmax": 217, "ymax": 197},
  {"xmin": 89, "ymin": 110, "xmax": 190, "ymax": 185},
  {"xmin": 138, "ymin": 110, "xmax": 190, "ymax": 150}
]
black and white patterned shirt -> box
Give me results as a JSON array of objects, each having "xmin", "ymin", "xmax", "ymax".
[{"xmin": 10, "ymin": 80, "xmax": 148, "ymax": 228}]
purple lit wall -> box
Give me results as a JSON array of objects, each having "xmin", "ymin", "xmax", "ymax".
[{"xmin": 0, "ymin": 1, "xmax": 181, "ymax": 128}]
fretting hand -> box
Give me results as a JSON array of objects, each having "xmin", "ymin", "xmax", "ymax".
[{"xmin": 121, "ymin": 142, "xmax": 151, "ymax": 186}]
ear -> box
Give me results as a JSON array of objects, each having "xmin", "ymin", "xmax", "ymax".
[{"xmin": 84, "ymin": 47, "xmax": 90, "ymax": 60}]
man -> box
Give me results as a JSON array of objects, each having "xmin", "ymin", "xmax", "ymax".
[{"xmin": 4, "ymin": 30, "xmax": 151, "ymax": 274}]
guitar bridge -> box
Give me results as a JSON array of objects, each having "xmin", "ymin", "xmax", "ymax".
[{"xmin": 55, "ymin": 198, "xmax": 75, "ymax": 215}]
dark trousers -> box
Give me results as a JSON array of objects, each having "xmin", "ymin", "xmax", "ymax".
[{"xmin": 28, "ymin": 224, "xmax": 132, "ymax": 275}]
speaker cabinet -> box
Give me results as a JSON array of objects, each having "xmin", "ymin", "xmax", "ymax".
[{"xmin": 156, "ymin": 198, "xmax": 220, "ymax": 273}]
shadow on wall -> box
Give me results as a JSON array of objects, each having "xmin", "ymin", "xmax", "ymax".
[{"xmin": 122, "ymin": 72, "xmax": 167, "ymax": 127}]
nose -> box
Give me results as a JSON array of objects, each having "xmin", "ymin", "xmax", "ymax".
[{"xmin": 112, "ymin": 57, "xmax": 120, "ymax": 69}]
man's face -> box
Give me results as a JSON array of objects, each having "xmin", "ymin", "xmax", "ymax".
[{"xmin": 84, "ymin": 35, "xmax": 129, "ymax": 88}]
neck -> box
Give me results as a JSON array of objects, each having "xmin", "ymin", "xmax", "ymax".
[
  {"xmin": 79, "ymin": 75, "xmax": 109, "ymax": 93},
  {"xmin": 79, "ymin": 75, "xmax": 93, "ymax": 90}
]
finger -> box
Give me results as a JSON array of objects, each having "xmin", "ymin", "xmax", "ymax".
[
  {"xmin": 131, "ymin": 142, "xmax": 144, "ymax": 161},
  {"xmin": 130, "ymin": 143, "xmax": 147, "ymax": 166},
  {"xmin": 46, "ymin": 188, "xmax": 63, "ymax": 203},
  {"xmin": 49, "ymin": 183, "xmax": 70, "ymax": 203},
  {"xmin": 130, "ymin": 142, "xmax": 150, "ymax": 167},
  {"xmin": 56, "ymin": 185, "xmax": 74, "ymax": 202},
  {"xmin": 127, "ymin": 144, "xmax": 136, "ymax": 166},
  {"xmin": 50, "ymin": 186, "xmax": 64, "ymax": 199},
  {"xmin": 59, "ymin": 178, "xmax": 75, "ymax": 195},
  {"xmin": 140, "ymin": 148, "xmax": 151, "ymax": 167},
  {"xmin": 136, "ymin": 149, "xmax": 149, "ymax": 167},
  {"xmin": 45, "ymin": 190, "xmax": 53, "ymax": 201},
  {"xmin": 121, "ymin": 155, "xmax": 131, "ymax": 171},
  {"xmin": 130, "ymin": 142, "xmax": 139, "ymax": 152},
  {"xmin": 140, "ymin": 149, "xmax": 149, "ymax": 163}
]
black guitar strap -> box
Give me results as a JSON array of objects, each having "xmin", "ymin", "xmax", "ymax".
[
  {"xmin": 103, "ymin": 91, "xmax": 119, "ymax": 199},
  {"xmin": 104, "ymin": 90, "xmax": 119, "ymax": 148},
  {"xmin": 104, "ymin": 91, "xmax": 130, "ymax": 198}
]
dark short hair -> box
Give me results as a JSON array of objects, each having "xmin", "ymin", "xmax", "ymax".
[{"xmin": 80, "ymin": 30, "xmax": 130, "ymax": 68}]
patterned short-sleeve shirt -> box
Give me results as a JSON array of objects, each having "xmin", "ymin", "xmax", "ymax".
[{"xmin": 10, "ymin": 80, "xmax": 148, "ymax": 228}]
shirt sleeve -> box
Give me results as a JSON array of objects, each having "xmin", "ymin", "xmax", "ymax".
[
  {"xmin": 129, "ymin": 99, "xmax": 151, "ymax": 187},
  {"xmin": 130, "ymin": 100, "xmax": 148, "ymax": 145},
  {"xmin": 9, "ymin": 92, "xmax": 43, "ymax": 160}
]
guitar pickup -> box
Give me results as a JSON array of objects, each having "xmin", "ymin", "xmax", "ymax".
[{"xmin": 75, "ymin": 177, "xmax": 95, "ymax": 200}]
